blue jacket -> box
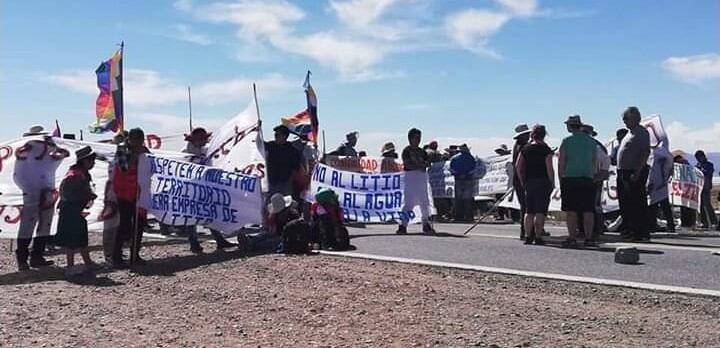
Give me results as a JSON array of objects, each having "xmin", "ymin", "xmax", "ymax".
[
  {"xmin": 450, "ymin": 152, "xmax": 477, "ymax": 179},
  {"xmin": 696, "ymin": 161, "xmax": 715, "ymax": 191}
]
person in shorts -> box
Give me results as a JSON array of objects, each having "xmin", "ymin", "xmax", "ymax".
[
  {"xmin": 558, "ymin": 115, "xmax": 597, "ymax": 247},
  {"xmin": 515, "ymin": 125, "xmax": 554, "ymax": 245}
]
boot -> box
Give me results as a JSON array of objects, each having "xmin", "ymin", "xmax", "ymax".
[
  {"xmin": 29, "ymin": 257, "xmax": 54, "ymax": 268},
  {"xmin": 422, "ymin": 223, "xmax": 436, "ymax": 235},
  {"xmin": 396, "ymin": 225, "xmax": 407, "ymax": 235},
  {"xmin": 16, "ymin": 250, "xmax": 30, "ymax": 271}
]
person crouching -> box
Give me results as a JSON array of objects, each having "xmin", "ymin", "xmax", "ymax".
[
  {"xmin": 311, "ymin": 188, "xmax": 349, "ymax": 251},
  {"xmin": 53, "ymin": 146, "xmax": 100, "ymax": 277}
]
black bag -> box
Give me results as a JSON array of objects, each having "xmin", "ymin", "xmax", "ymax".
[{"xmin": 282, "ymin": 218, "xmax": 311, "ymax": 254}]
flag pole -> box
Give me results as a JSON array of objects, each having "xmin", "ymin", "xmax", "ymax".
[
  {"xmin": 187, "ymin": 86, "xmax": 193, "ymax": 131},
  {"xmin": 119, "ymin": 40, "xmax": 125, "ymax": 133},
  {"xmin": 322, "ymin": 130, "xmax": 326, "ymax": 156},
  {"xmin": 80, "ymin": 129, "xmax": 84, "ymax": 141}
]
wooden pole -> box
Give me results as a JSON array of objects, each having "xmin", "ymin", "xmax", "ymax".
[{"xmin": 188, "ymin": 86, "xmax": 193, "ymax": 131}]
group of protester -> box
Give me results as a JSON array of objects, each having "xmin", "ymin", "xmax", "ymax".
[
  {"xmin": 511, "ymin": 106, "xmax": 719, "ymax": 248},
  {"xmin": 10, "ymin": 105, "xmax": 719, "ymax": 275}
]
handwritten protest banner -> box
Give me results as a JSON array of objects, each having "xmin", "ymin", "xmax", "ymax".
[
  {"xmin": 324, "ymin": 155, "xmax": 402, "ymax": 174},
  {"xmin": 138, "ymin": 154, "xmax": 263, "ymax": 234},
  {"xmin": 669, "ymin": 163, "xmax": 704, "ymax": 210},
  {"xmin": 309, "ymin": 163, "xmax": 432, "ymax": 223}
]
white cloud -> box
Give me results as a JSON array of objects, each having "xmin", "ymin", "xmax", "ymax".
[
  {"xmin": 662, "ymin": 54, "xmax": 720, "ymax": 83},
  {"xmin": 665, "ymin": 121, "xmax": 720, "ymax": 152},
  {"xmin": 445, "ymin": 10, "xmax": 510, "ymax": 59},
  {"xmin": 133, "ymin": 112, "xmax": 228, "ymax": 134},
  {"xmin": 172, "ymin": 24, "xmax": 214, "ymax": 45},
  {"xmin": 189, "ymin": 0, "xmax": 305, "ymax": 40},
  {"xmin": 494, "ymin": 0, "xmax": 538, "ymax": 17},
  {"xmin": 47, "ymin": 69, "xmax": 293, "ymax": 107}
]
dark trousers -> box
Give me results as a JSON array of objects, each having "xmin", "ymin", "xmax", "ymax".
[
  {"xmin": 617, "ymin": 167, "xmax": 650, "ymax": 239},
  {"xmin": 514, "ymin": 182, "xmax": 526, "ymax": 237},
  {"xmin": 649, "ymin": 198, "xmax": 674, "ymax": 231},
  {"xmin": 680, "ymin": 207, "xmax": 696, "ymax": 227},
  {"xmin": 114, "ymin": 200, "xmax": 145, "ymax": 262},
  {"xmin": 16, "ymin": 236, "xmax": 50, "ymax": 263},
  {"xmin": 699, "ymin": 190, "xmax": 717, "ymax": 228}
]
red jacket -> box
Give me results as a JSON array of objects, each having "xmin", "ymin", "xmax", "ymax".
[{"xmin": 113, "ymin": 164, "xmax": 139, "ymax": 202}]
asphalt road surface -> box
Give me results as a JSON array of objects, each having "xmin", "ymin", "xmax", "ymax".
[{"xmin": 344, "ymin": 222, "xmax": 720, "ymax": 292}]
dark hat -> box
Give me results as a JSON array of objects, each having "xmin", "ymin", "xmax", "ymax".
[
  {"xmin": 564, "ymin": 114, "xmax": 583, "ymax": 126},
  {"xmin": 185, "ymin": 127, "xmax": 212, "ymax": 142},
  {"xmin": 273, "ymin": 125, "xmax": 290, "ymax": 135},
  {"xmin": 346, "ymin": 131, "xmax": 359, "ymax": 140},
  {"xmin": 513, "ymin": 124, "xmax": 531, "ymax": 139},
  {"xmin": 75, "ymin": 146, "xmax": 96, "ymax": 161},
  {"xmin": 128, "ymin": 127, "xmax": 145, "ymax": 140},
  {"xmin": 581, "ymin": 124, "xmax": 597, "ymax": 137},
  {"xmin": 23, "ymin": 125, "xmax": 49, "ymax": 137}
]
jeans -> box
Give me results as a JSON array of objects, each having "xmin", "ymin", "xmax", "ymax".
[
  {"xmin": 649, "ymin": 198, "xmax": 675, "ymax": 231},
  {"xmin": 699, "ymin": 190, "xmax": 718, "ymax": 227},
  {"xmin": 617, "ymin": 167, "xmax": 650, "ymax": 239},
  {"xmin": 114, "ymin": 200, "xmax": 145, "ymax": 262}
]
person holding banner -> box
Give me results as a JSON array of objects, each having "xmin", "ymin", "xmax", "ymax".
[
  {"xmin": 648, "ymin": 143, "xmax": 675, "ymax": 232},
  {"xmin": 558, "ymin": 115, "xmax": 597, "ymax": 247},
  {"xmin": 397, "ymin": 128, "xmax": 435, "ymax": 235},
  {"xmin": 181, "ymin": 127, "xmax": 237, "ymax": 253},
  {"xmin": 53, "ymin": 146, "xmax": 100, "ymax": 277},
  {"xmin": 695, "ymin": 150, "xmax": 717, "ymax": 230},
  {"xmin": 617, "ymin": 107, "xmax": 651, "ymax": 242},
  {"xmin": 13, "ymin": 127, "xmax": 71, "ymax": 270},
  {"xmin": 112, "ymin": 128, "xmax": 150, "ymax": 267},
  {"xmin": 330, "ymin": 131, "xmax": 359, "ymax": 157},
  {"xmin": 516, "ymin": 125, "xmax": 553, "ymax": 245}
]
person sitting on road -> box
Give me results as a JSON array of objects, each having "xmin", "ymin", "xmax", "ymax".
[{"xmin": 311, "ymin": 188, "xmax": 349, "ymax": 251}]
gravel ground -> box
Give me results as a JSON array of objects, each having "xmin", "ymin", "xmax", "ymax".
[{"xmin": 0, "ymin": 236, "xmax": 718, "ymax": 348}]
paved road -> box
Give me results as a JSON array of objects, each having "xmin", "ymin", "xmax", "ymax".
[{"xmin": 344, "ymin": 223, "xmax": 720, "ymax": 291}]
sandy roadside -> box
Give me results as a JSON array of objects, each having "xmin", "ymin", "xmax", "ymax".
[{"xmin": 0, "ymin": 238, "xmax": 718, "ymax": 348}]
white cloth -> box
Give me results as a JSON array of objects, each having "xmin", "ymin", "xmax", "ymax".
[
  {"xmin": 648, "ymin": 146, "xmax": 673, "ymax": 204},
  {"xmin": 401, "ymin": 171, "xmax": 432, "ymax": 225}
]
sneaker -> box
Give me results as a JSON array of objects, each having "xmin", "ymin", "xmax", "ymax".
[
  {"xmin": 29, "ymin": 257, "xmax": 54, "ymax": 268},
  {"xmin": 396, "ymin": 225, "xmax": 407, "ymax": 235},
  {"xmin": 422, "ymin": 223, "xmax": 436, "ymax": 235}
]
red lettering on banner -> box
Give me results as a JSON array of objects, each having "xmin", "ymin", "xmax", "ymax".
[
  {"xmin": 146, "ymin": 134, "xmax": 162, "ymax": 149},
  {"xmin": 235, "ymin": 163, "xmax": 266, "ymax": 179},
  {"xmin": 0, "ymin": 145, "xmax": 12, "ymax": 173},
  {"xmin": 0, "ymin": 205, "xmax": 22, "ymax": 224}
]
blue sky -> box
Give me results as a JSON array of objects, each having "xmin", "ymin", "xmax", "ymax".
[{"xmin": 1, "ymin": 0, "xmax": 719, "ymax": 156}]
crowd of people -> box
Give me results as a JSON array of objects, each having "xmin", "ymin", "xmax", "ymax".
[{"xmin": 9, "ymin": 105, "xmax": 720, "ymax": 276}]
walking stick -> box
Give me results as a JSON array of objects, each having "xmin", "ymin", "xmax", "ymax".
[
  {"xmin": 129, "ymin": 184, "xmax": 141, "ymax": 266},
  {"xmin": 463, "ymin": 188, "xmax": 514, "ymax": 235}
]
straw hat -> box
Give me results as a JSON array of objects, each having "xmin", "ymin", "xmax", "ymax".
[{"xmin": 267, "ymin": 193, "xmax": 293, "ymax": 215}]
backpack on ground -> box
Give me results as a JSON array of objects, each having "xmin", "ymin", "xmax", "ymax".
[{"xmin": 281, "ymin": 217, "xmax": 311, "ymax": 254}]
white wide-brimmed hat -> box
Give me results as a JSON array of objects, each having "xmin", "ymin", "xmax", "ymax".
[{"xmin": 267, "ymin": 193, "xmax": 294, "ymax": 215}]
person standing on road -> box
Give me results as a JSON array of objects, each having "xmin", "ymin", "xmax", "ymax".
[
  {"xmin": 181, "ymin": 127, "xmax": 237, "ymax": 253},
  {"xmin": 264, "ymin": 125, "xmax": 302, "ymax": 197},
  {"xmin": 53, "ymin": 146, "xmax": 100, "ymax": 277},
  {"xmin": 617, "ymin": 107, "xmax": 651, "ymax": 242},
  {"xmin": 512, "ymin": 124, "xmax": 532, "ymax": 240},
  {"xmin": 450, "ymin": 144, "xmax": 477, "ymax": 222},
  {"xmin": 397, "ymin": 128, "xmax": 435, "ymax": 235},
  {"xmin": 13, "ymin": 126, "xmax": 71, "ymax": 271},
  {"xmin": 515, "ymin": 125, "xmax": 554, "ymax": 245},
  {"xmin": 694, "ymin": 150, "xmax": 717, "ymax": 230},
  {"xmin": 582, "ymin": 124, "xmax": 610, "ymax": 238},
  {"xmin": 648, "ymin": 143, "xmax": 675, "ymax": 233},
  {"xmin": 331, "ymin": 131, "xmax": 359, "ymax": 157},
  {"xmin": 112, "ymin": 127, "xmax": 150, "ymax": 268},
  {"xmin": 558, "ymin": 115, "xmax": 597, "ymax": 247}
]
